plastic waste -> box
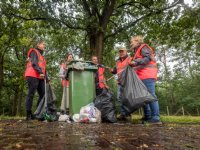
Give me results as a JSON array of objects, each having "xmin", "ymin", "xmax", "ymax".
[{"xmin": 94, "ymin": 89, "xmax": 117, "ymax": 123}]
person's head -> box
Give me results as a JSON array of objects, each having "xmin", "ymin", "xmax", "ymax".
[
  {"xmin": 130, "ymin": 35, "xmax": 144, "ymax": 50},
  {"xmin": 118, "ymin": 47, "xmax": 128, "ymax": 58},
  {"xmin": 92, "ymin": 55, "xmax": 98, "ymax": 64},
  {"xmin": 34, "ymin": 40, "xmax": 45, "ymax": 51},
  {"xmin": 66, "ymin": 53, "xmax": 74, "ymax": 62}
]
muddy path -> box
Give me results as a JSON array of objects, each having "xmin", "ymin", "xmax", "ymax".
[{"xmin": 0, "ymin": 120, "xmax": 200, "ymax": 150}]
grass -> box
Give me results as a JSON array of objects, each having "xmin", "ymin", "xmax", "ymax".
[
  {"xmin": 132, "ymin": 115, "xmax": 200, "ymax": 124},
  {"xmin": 160, "ymin": 115, "xmax": 200, "ymax": 123},
  {"xmin": 0, "ymin": 115, "xmax": 24, "ymax": 120},
  {"xmin": 1, "ymin": 115, "xmax": 200, "ymax": 124}
]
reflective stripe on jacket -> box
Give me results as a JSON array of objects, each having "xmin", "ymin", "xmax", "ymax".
[
  {"xmin": 133, "ymin": 44, "xmax": 158, "ymax": 80},
  {"xmin": 98, "ymin": 67, "xmax": 106, "ymax": 88}
]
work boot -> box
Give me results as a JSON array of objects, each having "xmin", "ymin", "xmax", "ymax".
[
  {"xmin": 117, "ymin": 114, "xmax": 126, "ymax": 121},
  {"xmin": 66, "ymin": 108, "xmax": 69, "ymax": 115},
  {"xmin": 140, "ymin": 117, "xmax": 151, "ymax": 124},
  {"xmin": 146, "ymin": 118, "xmax": 162, "ymax": 125},
  {"xmin": 125, "ymin": 115, "xmax": 132, "ymax": 122},
  {"xmin": 26, "ymin": 110, "xmax": 35, "ymax": 120}
]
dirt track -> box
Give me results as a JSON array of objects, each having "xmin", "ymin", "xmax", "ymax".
[{"xmin": 0, "ymin": 120, "xmax": 200, "ymax": 150}]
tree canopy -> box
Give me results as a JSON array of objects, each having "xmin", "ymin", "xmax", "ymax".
[{"xmin": 0, "ymin": 0, "xmax": 199, "ymax": 116}]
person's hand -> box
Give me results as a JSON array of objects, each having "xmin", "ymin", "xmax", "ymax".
[
  {"xmin": 109, "ymin": 68, "xmax": 113, "ymax": 72},
  {"xmin": 129, "ymin": 61, "xmax": 137, "ymax": 66},
  {"xmin": 105, "ymin": 84, "xmax": 110, "ymax": 89},
  {"xmin": 40, "ymin": 74, "xmax": 45, "ymax": 79}
]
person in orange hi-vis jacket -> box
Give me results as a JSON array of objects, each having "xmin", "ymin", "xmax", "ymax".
[
  {"xmin": 130, "ymin": 35, "xmax": 161, "ymax": 124},
  {"xmin": 59, "ymin": 53, "xmax": 73, "ymax": 114},
  {"xmin": 24, "ymin": 39, "xmax": 47, "ymax": 120},
  {"xmin": 92, "ymin": 55, "xmax": 109, "ymax": 96}
]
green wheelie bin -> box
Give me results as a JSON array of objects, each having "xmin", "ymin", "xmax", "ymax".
[{"xmin": 67, "ymin": 61, "xmax": 98, "ymax": 115}]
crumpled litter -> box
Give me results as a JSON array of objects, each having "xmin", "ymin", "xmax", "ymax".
[
  {"xmin": 58, "ymin": 114, "xmax": 71, "ymax": 123},
  {"xmin": 72, "ymin": 103, "xmax": 101, "ymax": 123}
]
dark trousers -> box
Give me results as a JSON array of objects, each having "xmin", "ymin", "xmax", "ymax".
[
  {"xmin": 96, "ymin": 88, "xmax": 103, "ymax": 96},
  {"xmin": 25, "ymin": 77, "xmax": 45, "ymax": 111}
]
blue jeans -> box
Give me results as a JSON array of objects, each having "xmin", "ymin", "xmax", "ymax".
[
  {"xmin": 142, "ymin": 79, "xmax": 160, "ymax": 120},
  {"xmin": 117, "ymin": 85, "xmax": 126, "ymax": 116}
]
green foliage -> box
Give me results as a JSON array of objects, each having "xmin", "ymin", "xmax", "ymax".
[
  {"xmin": 160, "ymin": 115, "xmax": 200, "ymax": 123},
  {"xmin": 0, "ymin": 0, "xmax": 199, "ymax": 117},
  {"xmin": 132, "ymin": 115, "xmax": 200, "ymax": 123}
]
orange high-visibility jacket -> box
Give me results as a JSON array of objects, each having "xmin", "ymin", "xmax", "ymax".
[
  {"xmin": 98, "ymin": 66, "xmax": 106, "ymax": 88},
  {"xmin": 133, "ymin": 44, "xmax": 158, "ymax": 80},
  {"xmin": 60, "ymin": 63, "xmax": 69, "ymax": 87},
  {"xmin": 116, "ymin": 56, "xmax": 132, "ymax": 78},
  {"xmin": 24, "ymin": 48, "xmax": 46, "ymax": 79}
]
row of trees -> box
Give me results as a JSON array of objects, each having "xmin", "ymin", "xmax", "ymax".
[{"xmin": 0, "ymin": 0, "xmax": 199, "ymax": 116}]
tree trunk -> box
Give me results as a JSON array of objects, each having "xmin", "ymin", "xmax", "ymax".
[
  {"xmin": 89, "ymin": 34, "xmax": 96, "ymax": 56},
  {"xmin": 187, "ymin": 52, "xmax": 194, "ymax": 80},
  {"xmin": 12, "ymin": 87, "xmax": 19, "ymax": 116},
  {"xmin": 89, "ymin": 31, "xmax": 104, "ymax": 63},
  {"xmin": 17, "ymin": 89, "xmax": 23, "ymax": 116},
  {"xmin": 16, "ymin": 83, "xmax": 25, "ymax": 116},
  {"xmin": 0, "ymin": 53, "xmax": 3, "ymax": 97},
  {"xmin": 95, "ymin": 32, "xmax": 104, "ymax": 63},
  {"xmin": 85, "ymin": 0, "xmax": 116, "ymax": 63}
]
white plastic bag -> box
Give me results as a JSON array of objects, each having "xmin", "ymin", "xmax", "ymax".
[
  {"xmin": 58, "ymin": 114, "xmax": 71, "ymax": 123},
  {"xmin": 72, "ymin": 114, "xmax": 80, "ymax": 122},
  {"xmin": 79, "ymin": 103, "xmax": 101, "ymax": 123}
]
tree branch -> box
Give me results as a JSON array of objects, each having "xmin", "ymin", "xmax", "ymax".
[
  {"xmin": 117, "ymin": 1, "xmax": 151, "ymax": 9},
  {"xmin": 105, "ymin": 0, "xmax": 183, "ymax": 39},
  {"xmin": 109, "ymin": 19, "xmax": 118, "ymax": 28},
  {"xmin": 117, "ymin": 1, "xmax": 134, "ymax": 8},
  {"xmin": 105, "ymin": 12, "xmax": 151, "ymax": 39},
  {"xmin": 9, "ymin": 13, "xmax": 86, "ymax": 30},
  {"xmin": 100, "ymin": 0, "xmax": 116, "ymax": 29},
  {"xmin": 58, "ymin": 19, "xmax": 86, "ymax": 30},
  {"xmin": 91, "ymin": 0, "xmax": 101, "ymax": 19},
  {"xmin": 9, "ymin": 13, "xmax": 47, "ymax": 21},
  {"xmin": 82, "ymin": 0, "xmax": 92, "ymax": 17}
]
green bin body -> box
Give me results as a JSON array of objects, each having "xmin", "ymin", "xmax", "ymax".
[{"xmin": 68, "ymin": 61, "xmax": 97, "ymax": 115}]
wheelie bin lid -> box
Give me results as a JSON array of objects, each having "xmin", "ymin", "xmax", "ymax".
[{"xmin": 68, "ymin": 60, "xmax": 98, "ymax": 71}]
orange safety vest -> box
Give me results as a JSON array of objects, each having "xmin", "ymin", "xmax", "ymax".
[
  {"xmin": 60, "ymin": 63, "xmax": 69, "ymax": 87},
  {"xmin": 116, "ymin": 56, "xmax": 132, "ymax": 78},
  {"xmin": 98, "ymin": 67, "xmax": 106, "ymax": 89},
  {"xmin": 24, "ymin": 48, "xmax": 46, "ymax": 79},
  {"xmin": 132, "ymin": 44, "xmax": 158, "ymax": 80}
]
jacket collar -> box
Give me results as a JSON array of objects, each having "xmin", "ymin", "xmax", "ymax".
[
  {"xmin": 36, "ymin": 48, "xmax": 44, "ymax": 55},
  {"xmin": 118, "ymin": 54, "xmax": 128, "ymax": 62}
]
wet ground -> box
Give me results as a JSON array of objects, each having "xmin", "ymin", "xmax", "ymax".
[{"xmin": 0, "ymin": 120, "xmax": 200, "ymax": 150}]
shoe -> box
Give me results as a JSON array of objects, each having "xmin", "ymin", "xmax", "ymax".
[
  {"xmin": 60, "ymin": 110, "xmax": 66, "ymax": 115},
  {"xmin": 140, "ymin": 117, "xmax": 151, "ymax": 124},
  {"xmin": 125, "ymin": 115, "xmax": 131, "ymax": 122},
  {"xmin": 117, "ymin": 115, "xmax": 127, "ymax": 121},
  {"xmin": 26, "ymin": 110, "xmax": 35, "ymax": 120},
  {"xmin": 117, "ymin": 114, "xmax": 131, "ymax": 121},
  {"xmin": 146, "ymin": 118, "xmax": 162, "ymax": 125},
  {"xmin": 66, "ymin": 108, "xmax": 69, "ymax": 115}
]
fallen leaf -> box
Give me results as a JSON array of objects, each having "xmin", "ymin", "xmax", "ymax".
[
  {"xmin": 140, "ymin": 144, "xmax": 148, "ymax": 148},
  {"xmin": 143, "ymin": 144, "xmax": 148, "ymax": 148},
  {"xmin": 16, "ymin": 143, "xmax": 22, "ymax": 149},
  {"xmin": 153, "ymin": 144, "xmax": 160, "ymax": 147}
]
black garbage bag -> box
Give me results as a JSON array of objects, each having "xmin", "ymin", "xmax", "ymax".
[
  {"xmin": 34, "ymin": 82, "xmax": 58, "ymax": 121},
  {"xmin": 119, "ymin": 66, "xmax": 156, "ymax": 115},
  {"xmin": 94, "ymin": 89, "xmax": 117, "ymax": 123}
]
